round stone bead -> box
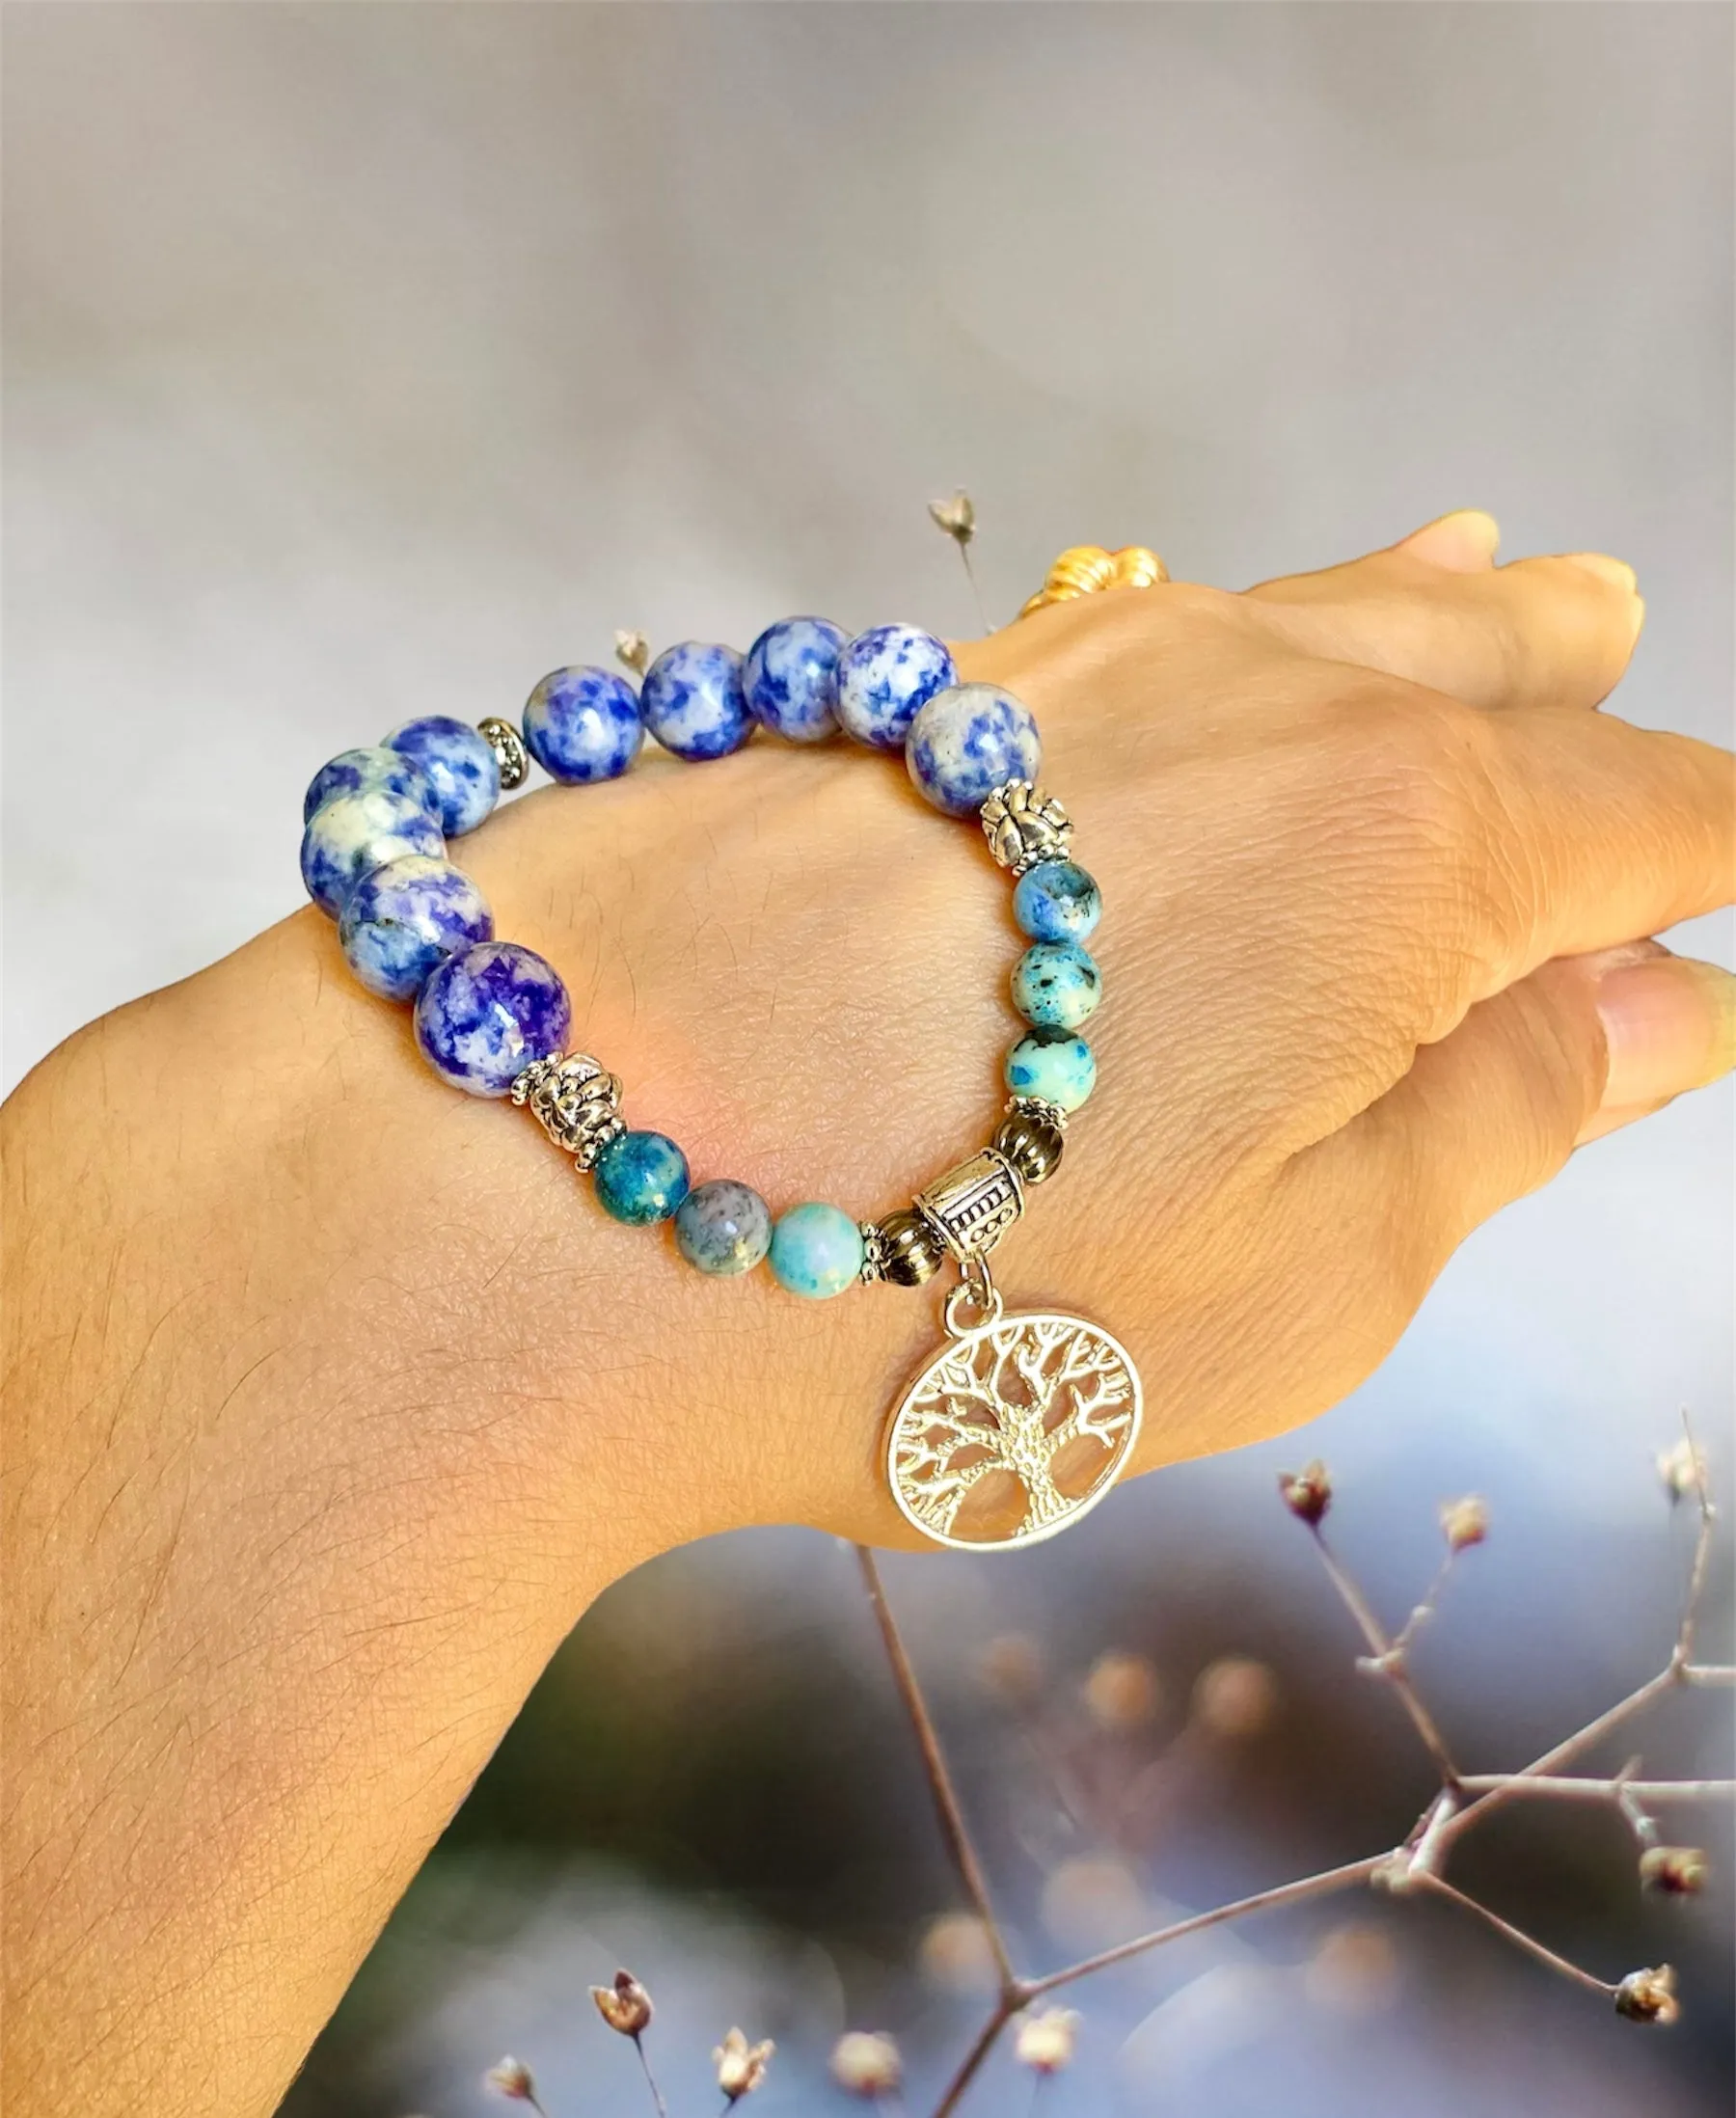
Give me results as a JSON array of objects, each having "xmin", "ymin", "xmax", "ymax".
[
  {"xmin": 638, "ymin": 641, "xmax": 752, "ymax": 761},
  {"xmin": 1011, "ymin": 940, "xmax": 1101, "ymax": 1031},
  {"xmin": 338, "ymin": 854, "xmax": 494, "ymax": 1002},
  {"xmin": 593, "ymin": 1130, "xmax": 692, "ymax": 1226},
  {"xmin": 413, "ymin": 940, "xmax": 571, "ymax": 1097},
  {"xmin": 769, "ymin": 1202, "xmax": 865, "ymax": 1299},
  {"xmin": 522, "ymin": 665, "xmax": 644, "ymax": 784},
  {"xmin": 383, "ymin": 715, "xmax": 501, "ymax": 835},
  {"xmin": 742, "ymin": 616, "xmax": 847, "ymax": 743},
  {"xmin": 835, "ymin": 624, "xmax": 956, "ymax": 750},
  {"xmin": 300, "ymin": 786, "xmax": 446, "ymax": 917},
  {"xmin": 907, "ymin": 683, "xmax": 1042, "ymax": 818},
  {"xmin": 1014, "ymin": 858, "xmax": 1101, "ymax": 944},
  {"xmin": 303, "ymin": 745, "xmax": 440, "ymax": 826},
  {"xmin": 674, "ymin": 1179, "xmax": 773, "ymax": 1275},
  {"xmin": 1004, "ymin": 1026, "xmax": 1097, "ymax": 1113}
]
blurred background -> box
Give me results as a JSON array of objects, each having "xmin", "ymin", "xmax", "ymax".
[{"xmin": 4, "ymin": 5, "xmax": 1731, "ymax": 2114}]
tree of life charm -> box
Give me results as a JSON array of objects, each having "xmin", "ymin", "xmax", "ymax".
[{"xmin": 885, "ymin": 1296, "xmax": 1143, "ymax": 1552}]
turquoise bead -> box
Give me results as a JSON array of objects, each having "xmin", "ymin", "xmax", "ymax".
[
  {"xmin": 1012, "ymin": 941, "xmax": 1101, "ymax": 1030},
  {"xmin": 593, "ymin": 1130, "xmax": 691, "ymax": 1226},
  {"xmin": 769, "ymin": 1202, "xmax": 864, "ymax": 1299},
  {"xmin": 1014, "ymin": 859, "xmax": 1101, "ymax": 944},
  {"xmin": 1005, "ymin": 1027, "xmax": 1097, "ymax": 1112},
  {"xmin": 675, "ymin": 1180, "xmax": 773, "ymax": 1276}
]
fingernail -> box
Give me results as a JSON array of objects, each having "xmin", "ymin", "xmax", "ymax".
[
  {"xmin": 1593, "ymin": 955, "xmax": 1736, "ymax": 1112},
  {"xmin": 1398, "ymin": 510, "xmax": 1501, "ymax": 573},
  {"xmin": 1560, "ymin": 551, "xmax": 1638, "ymax": 593}
]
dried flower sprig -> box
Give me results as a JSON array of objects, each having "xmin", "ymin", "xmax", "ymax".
[
  {"xmin": 589, "ymin": 1969, "xmax": 666, "ymax": 2117},
  {"xmin": 714, "ymin": 2026, "xmax": 774, "ymax": 2104}
]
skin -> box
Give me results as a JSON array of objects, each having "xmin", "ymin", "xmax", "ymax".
[{"xmin": 3, "ymin": 514, "xmax": 1732, "ymax": 2115}]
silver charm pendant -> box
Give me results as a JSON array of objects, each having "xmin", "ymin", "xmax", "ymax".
[{"xmin": 885, "ymin": 1264, "xmax": 1143, "ymax": 1552}]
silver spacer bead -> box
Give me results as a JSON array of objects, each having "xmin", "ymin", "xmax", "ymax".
[
  {"xmin": 477, "ymin": 716, "xmax": 530, "ymax": 791},
  {"xmin": 912, "ymin": 1147, "xmax": 1025, "ymax": 1265},
  {"xmin": 512, "ymin": 1051, "xmax": 625, "ymax": 1171},
  {"xmin": 1006, "ymin": 1093, "xmax": 1070, "ymax": 1134},
  {"xmin": 858, "ymin": 1221, "xmax": 887, "ymax": 1285},
  {"xmin": 980, "ymin": 778, "xmax": 1073, "ymax": 875}
]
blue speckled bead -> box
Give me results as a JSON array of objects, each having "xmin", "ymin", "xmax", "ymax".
[
  {"xmin": 522, "ymin": 665, "xmax": 644, "ymax": 784},
  {"xmin": 1012, "ymin": 941, "xmax": 1101, "ymax": 1031},
  {"xmin": 1005, "ymin": 1026, "xmax": 1098, "ymax": 1112},
  {"xmin": 769, "ymin": 1202, "xmax": 865, "ymax": 1299},
  {"xmin": 835, "ymin": 625, "xmax": 957, "ymax": 751},
  {"xmin": 303, "ymin": 746, "xmax": 440, "ymax": 826},
  {"xmin": 674, "ymin": 1179, "xmax": 773, "ymax": 1275},
  {"xmin": 1014, "ymin": 859, "xmax": 1102, "ymax": 944},
  {"xmin": 338, "ymin": 855, "xmax": 494, "ymax": 1002},
  {"xmin": 593, "ymin": 1129, "xmax": 692, "ymax": 1226},
  {"xmin": 907, "ymin": 683, "xmax": 1042, "ymax": 818},
  {"xmin": 383, "ymin": 716, "xmax": 501, "ymax": 835},
  {"xmin": 638, "ymin": 641, "xmax": 752, "ymax": 761},
  {"xmin": 413, "ymin": 940, "xmax": 571, "ymax": 1097},
  {"xmin": 742, "ymin": 616, "xmax": 847, "ymax": 743},
  {"xmin": 300, "ymin": 787, "xmax": 446, "ymax": 917}
]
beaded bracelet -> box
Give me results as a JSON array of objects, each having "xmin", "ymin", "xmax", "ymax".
[{"xmin": 298, "ymin": 615, "xmax": 1141, "ymax": 1550}]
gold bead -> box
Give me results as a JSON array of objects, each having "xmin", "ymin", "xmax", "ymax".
[
  {"xmin": 993, "ymin": 1109, "xmax": 1066, "ymax": 1184},
  {"xmin": 1019, "ymin": 541, "xmax": 1168, "ymax": 618},
  {"xmin": 875, "ymin": 1208, "xmax": 946, "ymax": 1287}
]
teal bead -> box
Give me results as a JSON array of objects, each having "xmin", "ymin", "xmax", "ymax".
[
  {"xmin": 769, "ymin": 1202, "xmax": 864, "ymax": 1299},
  {"xmin": 675, "ymin": 1180, "xmax": 772, "ymax": 1276},
  {"xmin": 1005, "ymin": 1027, "xmax": 1097, "ymax": 1112},
  {"xmin": 1014, "ymin": 859, "xmax": 1101, "ymax": 944},
  {"xmin": 1012, "ymin": 940, "xmax": 1101, "ymax": 1030},
  {"xmin": 592, "ymin": 1130, "xmax": 691, "ymax": 1225}
]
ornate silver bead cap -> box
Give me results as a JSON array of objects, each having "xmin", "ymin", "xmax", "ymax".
[
  {"xmin": 477, "ymin": 716, "xmax": 530, "ymax": 791},
  {"xmin": 981, "ymin": 778, "xmax": 1072, "ymax": 874},
  {"xmin": 511, "ymin": 1052, "xmax": 625, "ymax": 1171}
]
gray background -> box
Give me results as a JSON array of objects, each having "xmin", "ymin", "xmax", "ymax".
[{"xmin": 4, "ymin": 6, "xmax": 1731, "ymax": 2115}]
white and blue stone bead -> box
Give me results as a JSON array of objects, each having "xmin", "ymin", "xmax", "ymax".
[
  {"xmin": 1014, "ymin": 858, "xmax": 1101, "ymax": 945},
  {"xmin": 674, "ymin": 1179, "xmax": 773, "ymax": 1275},
  {"xmin": 742, "ymin": 616, "xmax": 847, "ymax": 743},
  {"xmin": 907, "ymin": 683, "xmax": 1042, "ymax": 818},
  {"xmin": 834, "ymin": 625, "xmax": 956, "ymax": 751},
  {"xmin": 638, "ymin": 642, "xmax": 752, "ymax": 762},
  {"xmin": 413, "ymin": 940, "xmax": 571, "ymax": 1097},
  {"xmin": 522, "ymin": 665, "xmax": 644, "ymax": 784},
  {"xmin": 1011, "ymin": 940, "xmax": 1101, "ymax": 1031},
  {"xmin": 593, "ymin": 1129, "xmax": 692, "ymax": 1226},
  {"xmin": 769, "ymin": 1202, "xmax": 866, "ymax": 1299},
  {"xmin": 383, "ymin": 715, "xmax": 501, "ymax": 836},
  {"xmin": 304, "ymin": 745, "xmax": 440, "ymax": 827},
  {"xmin": 300, "ymin": 786, "xmax": 446, "ymax": 917},
  {"xmin": 338, "ymin": 855, "xmax": 494, "ymax": 1002},
  {"xmin": 1005, "ymin": 1026, "xmax": 1097, "ymax": 1113}
]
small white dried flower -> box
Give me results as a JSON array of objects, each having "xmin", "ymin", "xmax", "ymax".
[
  {"xmin": 1083, "ymin": 1650, "xmax": 1160, "ymax": 1731},
  {"xmin": 484, "ymin": 2055, "xmax": 538, "ymax": 2103},
  {"xmin": 590, "ymin": 1968, "xmax": 653, "ymax": 2036},
  {"xmin": 979, "ymin": 1631, "xmax": 1045, "ymax": 1707},
  {"xmin": 1439, "ymin": 1495, "xmax": 1489, "ymax": 1553},
  {"xmin": 928, "ymin": 490, "xmax": 976, "ymax": 547},
  {"xmin": 1656, "ymin": 1437, "xmax": 1708, "ymax": 1505},
  {"xmin": 613, "ymin": 628, "xmax": 651, "ymax": 676},
  {"xmin": 1014, "ymin": 2007, "xmax": 1080, "ymax": 2075},
  {"xmin": 829, "ymin": 2030, "xmax": 902, "ymax": 2099},
  {"xmin": 714, "ymin": 2026, "xmax": 774, "ymax": 2102},
  {"xmin": 1640, "ymin": 1846, "xmax": 1709, "ymax": 1896},
  {"xmin": 1614, "ymin": 1963, "xmax": 1679, "ymax": 2024},
  {"xmin": 1191, "ymin": 1656, "xmax": 1278, "ymax": 1739},
  {"xmin": 1279, "ymin": 1459, "xmax": 1332, "ymax": 1527}
]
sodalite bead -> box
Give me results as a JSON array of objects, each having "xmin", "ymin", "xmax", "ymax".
[
  {"xmin": 638, "ymin": 641, "xmax": 752, "ymax": 761},
  {"xmin": 413, "ymin": 940, "xmax": 571, "ymax": 1097},
  {"xmin": 300, "ymin": 787, "xmax": 446, "ymax": 917},
  {"xmin": 835, "ymin": 624, "xmax": 956, "ymax": 750},
  {"xmin": 1014, "ymin": 858, "xmax": 1101, "ymax": 944},
  {"xmin": 743, "ymin": 616, "xmax": 847, "ymax": 743},
  {"xmin": 769, "ymin": 1202, "xmax": 865, "ymax": 1299},
  {"xmin": 383, "ymin": 716, "xmax": 501, "ymax": 835},
  {"xmin": 522, "ymin": 665, "xmax": 644, "ymax": 784},
  {"xmin": 1005, "ymin": 1026, "xmax": 1098, "ymax": 1112},
  {"xmin": 907, "ymin": 683, "xmax": 1042, "ymax": 817},
  {"xmin": 675, "ymin": 1179, "xmax": 773, "ymax": 1275},
  {"xmin": 1012, "ymin": 941, "xmax": 1101, "ymax": 1030},
  {"xmin": 338, "ymin": 855, "xmax": 493, "ymax": 1002},
  {"xmin": 593, "ymin": 1130, "xmax": 692, "ymax": 1226},
  {"xmin": 303, "ymin": 746, "xmax": 439, "ymax": 826}
]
